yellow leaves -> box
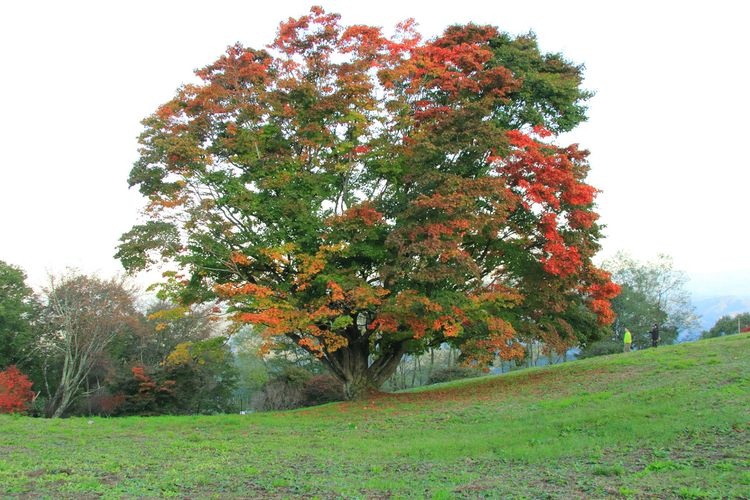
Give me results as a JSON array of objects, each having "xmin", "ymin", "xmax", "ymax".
[
  {"xmin": 396, "ymin": 289, "xmax": 443, "ymax": 313},
  {"xmin": 260, "ymin": 243, "xmax": 297, "ymax": 268},
  {"xmin": 148, "ymin": 306, "xmax": 188, "ymax": 334},
  {"xmin": 470, "ymin": 284, "xmax": 524, "ymax": 308},
  {"xmin": 348, "ymin": 285, "xmax": 389, "ymax": 309},
  {"xmin": 165, "ymin": 342, "xmax": 193, "ymax": 366},
  {"xmin": 294, "ymin": 243, "xmax": 347, "ymax": 291},
  {"xmin": 319, "ymin": 242, "xmax": 348, "ymax": 254},
  {"xmin": 146, "ymin": 194, "xmax": 188, "ymax": 212},
  {"xmin": 295, "ymin": 254, "xmax": 326, "ymax": 290},
  {"xmin": 321, "ymin": 331, "xmax": 348, "ymax": 352},
  {"xmin": 214, "ymin": 282, "xmax": 275, "ymax": 299},
  {"xmin": 147, "ymin": 305, "xmax": 189, "ymax": 322},
  {"xmin": 432, "ymin": 315, "xmax": 462, "ymax": 337}
]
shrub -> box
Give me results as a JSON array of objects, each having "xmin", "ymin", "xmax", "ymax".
[
  {"xmin": 578, "ymin": 339, "xmax": 622, "ymax": 359},
  {"xmin": 79, "ymin": 388, "xmax": 126, "ymax": 416},
  {"xmin": 27, "ymin": 394, "xmax": 47, "ymax": 417},
  {"xmin": 108, "ymin": 337, "xmax": 239, "ymax": 416},
  {"xmin": 279, "ymin": 366, "xmax": 313, "ymax": 385},
  {"xmin": 251, "ymin": 366, "xmax": 316, "ymax": 411},
  {"xmin": 252, "ymin": 378, "xmax": 304, "ymax": 411},
  {"xmin": 426, "ymin": 366, "xmax": 483, "ymax": 385},
  {"xmin": 303, "ymin": 374, "xmax": 344, "ymax": 406},
  {"xmin": 162, "ymin": 337, "xmax": 239, "ymax": 414},
  {"xmin": 106, "ymin": 364, "xmax": 178, "ymax": 416},
  {"xmin": 0, "ymin": 365, "xmax": 35, "ymax": 414},
  {"xmin": 252, "ymin": 369, "xmax": 347, "ymax": 411}
]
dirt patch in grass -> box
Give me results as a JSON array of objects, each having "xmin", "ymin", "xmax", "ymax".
[
  {"xmin": 98, "ymin": 473, "xmax": 121, "ymax": 486},
  {"xmin": 452, "ymin": 480, "xmax": 500, "ymax": 496}
]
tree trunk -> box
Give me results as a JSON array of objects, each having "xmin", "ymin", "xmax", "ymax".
[
  {"xmin": 342, "ymin": 371, "xmax": 377, "ymax": 400},
  {"xmin": 321, "ymin": 326, "xmax": 405, "ymax": 400}
]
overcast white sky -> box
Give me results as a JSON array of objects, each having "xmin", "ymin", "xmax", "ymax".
[{"xmin": 0, "ymin": 0, "xmax": 747, "ymax": 297}]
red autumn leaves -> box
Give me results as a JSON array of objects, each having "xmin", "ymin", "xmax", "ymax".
[
  {"xmin": 0, "ymin": 366, "xmax": 35, "ymax": 414},
  {"xmin": 123, "ymin": 5, "xmax": 621, "ymax": 386}
]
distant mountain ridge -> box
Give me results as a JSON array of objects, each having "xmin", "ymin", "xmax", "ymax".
[{"xmin": 691, "ymin": 295, "xmax": 750, "ymax": 334}]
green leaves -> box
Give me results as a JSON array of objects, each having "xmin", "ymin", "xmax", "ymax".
[
  {"xmin": 115, "ymin": 222, "xmax": 181, "ymax": 272},
  {"xmin": 331, "ymin": 315, "xmax": 354, "ymax": 331},
  {"xmin": 0, "ymin": 261, "xmax": 38, "ymax": 369},
  {"xmin": 489, "ymin": 32, "xmax": 591, "ymax": 133},
  {"xmin": 120, "ymin": 7, "xmax": 614, "ymax": 390}
]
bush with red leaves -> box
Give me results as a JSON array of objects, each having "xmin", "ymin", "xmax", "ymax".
[{"xmin": 0, "ymin": 365, "xmax": 35, "ymax": 414}]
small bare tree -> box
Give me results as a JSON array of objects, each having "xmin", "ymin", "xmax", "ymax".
[{"xmin": 41, "ymin": 273, "xmax": 139, "ymax": 418}]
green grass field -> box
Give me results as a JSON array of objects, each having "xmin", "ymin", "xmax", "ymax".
[{"xmin": 1, "ymin": 334, "xmax": 748, "ymax": 498}]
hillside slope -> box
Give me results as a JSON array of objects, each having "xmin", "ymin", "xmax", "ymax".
[{"xmin": 1, "ymin": 334, "xmax": 748, "ymax": 497}]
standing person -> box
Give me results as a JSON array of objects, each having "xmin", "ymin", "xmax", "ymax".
[
  {"xmin": 623, "ymin": 328, "xmax": 632, "ymax": 353},
  {"xmin": 650, "ymin": 323, "xmax": 660, "ymax": 347}
]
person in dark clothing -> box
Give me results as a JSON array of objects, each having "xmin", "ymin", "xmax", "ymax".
[{"xmin": 649, "ymin": 323, "xmax": 660, "ymax": 347}]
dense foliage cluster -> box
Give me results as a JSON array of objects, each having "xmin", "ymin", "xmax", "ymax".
[
  {"xmin": 701, "ymin": 312, "xmax": 750, "ymax": 339},
  {"xmin": 0, "ymin": 261, "xmax": 37, "ymax": 369},
  {"xmin": 118, "ymin": 7, "xmax": 619, "ymax": 397},
  {"xmin": 0, "ymin": 260, "xmax": 245, "ymax": 417},
  {"xmin": 0, "ymin": 365, "xmax": 35, "ymax": 414},
  {"xmin": 106, "ymin": 336, "xmax": 237, "ymax": 416},
  {"xmin": 605, "ymin": 252, "xmax": 698, "ymax": 348},
  {"xmin": 251, "ymin": 367, "xmax": 344, "ymax": 411}
]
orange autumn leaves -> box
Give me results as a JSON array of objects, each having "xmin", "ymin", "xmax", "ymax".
[
  {"xmin": 210, "ymin": 125, "xmax": 616, "ymax": 360},
  {"xmin": 215, "ymin": 254, "xmax": 391, "ymax": 356},
  {"xmin": 217, "ymin": 243, "xmax": 531, "ymax": 364},
  {"xmin": 121, "ymin": 6, "xmax": 622, "ymax": 382},
  {"xmin": 584, "ymin": 269, "xmax": 621, "ymax": 326}
]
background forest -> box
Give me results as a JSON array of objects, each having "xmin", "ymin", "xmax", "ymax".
[{"xmin": 2, "ymin": 250, "xmax": 741, "ymax": 418}]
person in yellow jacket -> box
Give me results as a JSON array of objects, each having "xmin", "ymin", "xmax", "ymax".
[{"xmin": 623, "ymin": 328, "xmax": 632, "ymax": 352}]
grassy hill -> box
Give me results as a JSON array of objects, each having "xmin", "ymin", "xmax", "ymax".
[{"xmin": 1, "ymin": 334, "xmax": 748, "ymax": 498}]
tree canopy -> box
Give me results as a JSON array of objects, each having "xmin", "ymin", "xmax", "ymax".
[
  {"xmin": 39, "ymin": 274, "xmax": 142, "ymax": 417},
  {"xmin": 0, "ymin": 260, "xmax": 38, "ymax": 371},
  {"xmin": 702, "ymin": 312, "xmax": 750, "ymax": 339},
  {"xmin": 605, "ymin": 252, "xmax": 698, "ymax": 348},
  {"xmin": 117, "ymin": 7, "xmax": 619, "ymax": 398}
]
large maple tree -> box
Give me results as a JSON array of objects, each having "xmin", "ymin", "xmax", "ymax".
[{"xmin": 118, "ymin": 7, "xmax": 619, "ymax": 398}]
